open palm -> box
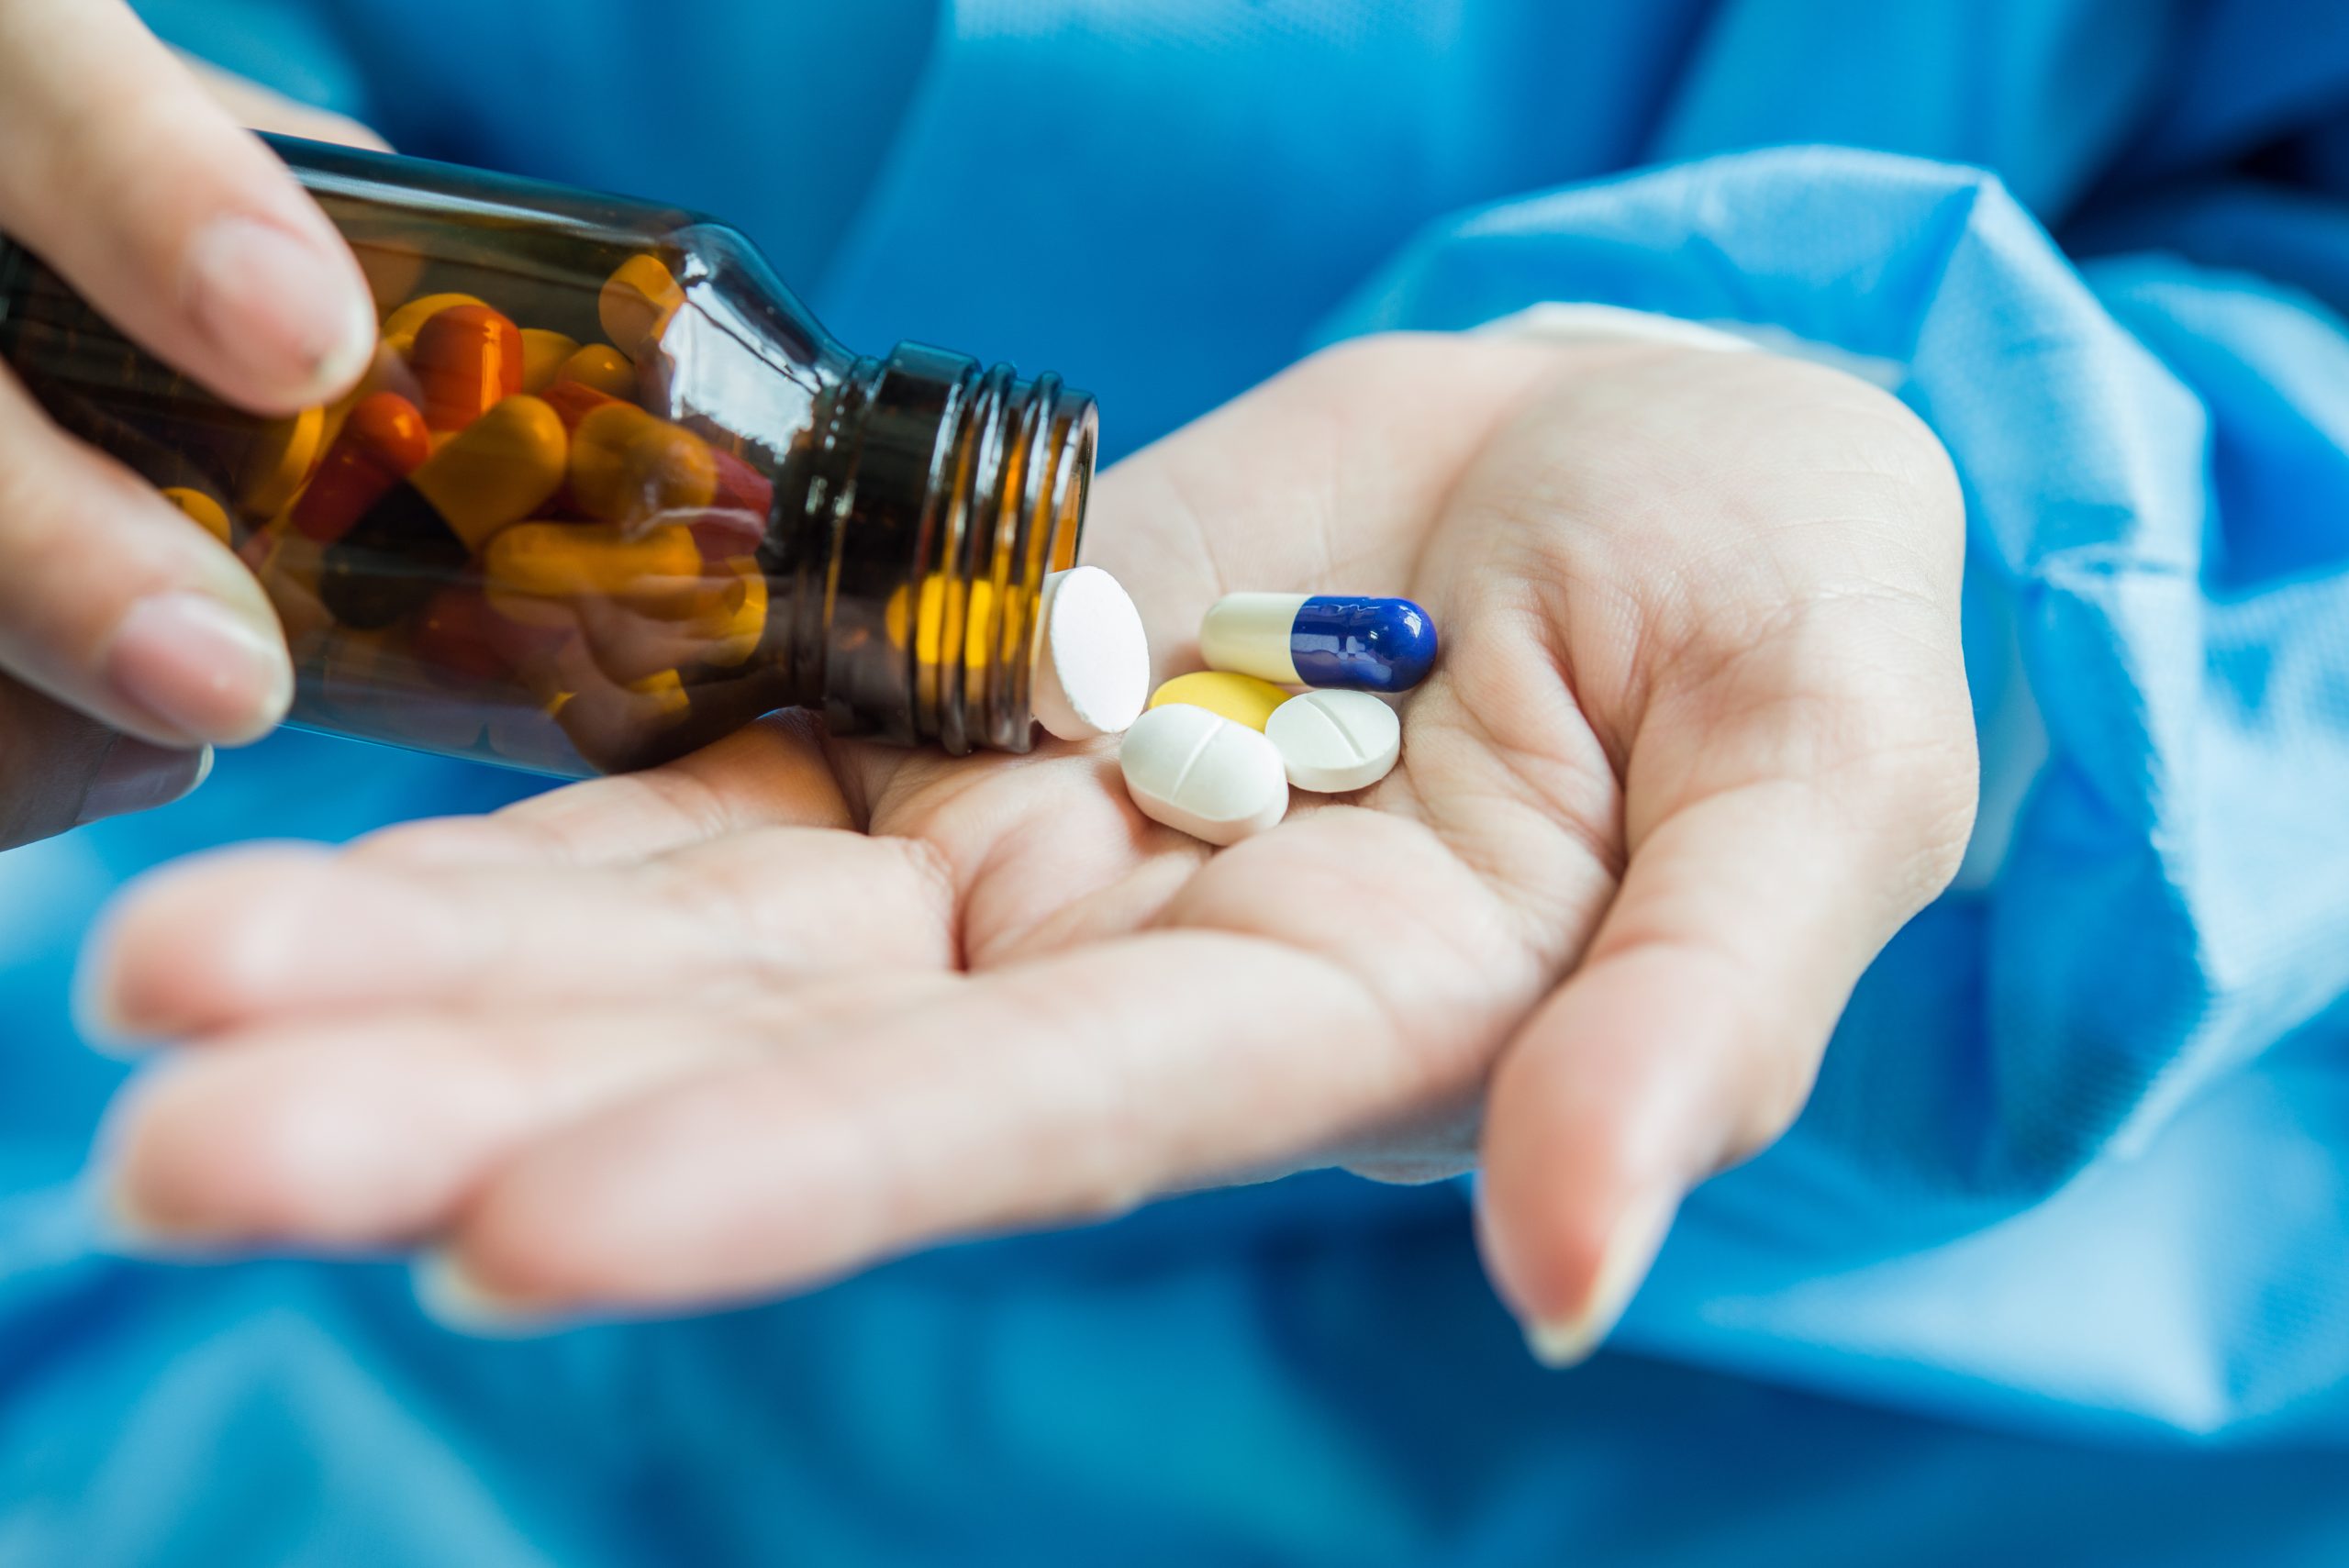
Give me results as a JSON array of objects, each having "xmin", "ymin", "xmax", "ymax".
[{"xmin": 87, "ymin": 331, "xmax": 1976, "ymax": 1351}]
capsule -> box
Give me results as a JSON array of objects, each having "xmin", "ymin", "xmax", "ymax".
[
  {"xmin": 518, "ymin": 329, "xmax": 581, "ymax": 395},
  {"xmin": 1197, "ymin": 592, "xmax": 1438, "ymax": 693},
  {"xmin": 568, "ymin": 403, "xmax": 718, "ymax": 526},
  {"xmin": 381, "ymin": 291, "xmax": 486, "ymax": 342},
  {"xmin": 318, "ymin": 396, "xmax": 567, "ymax": 628},
  {"xmin": 238, "ymin": 404, "xmax": 328, "ymax": 517},
  {"xmin": 161, "ymin": 486, "xmax": 232, "ymax": 546},
  {"xmin": 292, "ymin": 392, "xmax": 430, "ymax": 543},
  {"xmin": 411, "ymin": 302, "xmax": 525, "ymax": 432},
  {"xmin": 407, "ymin": 394, "xmax": 570, "ymax": 549},
  {"xmin": 483, "ymin": 519, "xmax": 702, "ymax": 606},
  {"xmin": 552, "ymin": 343, "xmax": 637, "ymax": 399},
  {"xmin": 598, "ymin": 254, "xmax": 684, "ymax": 359}
]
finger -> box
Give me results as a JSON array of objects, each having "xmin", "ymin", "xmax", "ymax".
[
  {"xmin": 103, "ymin": 1000, "xmax": 796, "ymax": 1248},
  {"xmin": 1475, "ymin": 752, "xmax": 1976, "ymax": 1366},
  {"xmin": 177, "ymin": 53, "xmax": 393, "ymax": 151},
  {"xmin": 434, "ymin": 814, "xmax": 1534, "ymax": 1317},
  {"xmin": 0, "ymin": 365, "xmax": 293, "ymax": 745},
  {"xmin": 0, "ymin": 0, "xmax": 375, "ymax": 412},
  {"xmin": 0, "ymin": 673, "xmax": 208, "ymax": 849},
  {"xmin": 81, "ymin": 814, "xmax": 952, "ymax": 1046},
  {"xmin": 351, "ymin": 711, "xmax": 855, "ymax": 869}
]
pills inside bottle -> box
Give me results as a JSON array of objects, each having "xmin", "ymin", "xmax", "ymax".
[{"xmin": 0, "ymin": 137, "xmax": 1097, "ymax": 775}]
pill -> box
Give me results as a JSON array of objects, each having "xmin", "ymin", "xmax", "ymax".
[
  {"xmin": 704, "ymin": 561, "xmax": 768, "ymax": 667},
  {"xmin": 292, "ymin": 392, "xmax": 430, "ymax": 543},
  {"xmin": 568, "ymin": 402, "xmax": 718, "ymax": 526},
  {"xmin": 553, "ymin": 343, "xmax": 638, "ymax": 398},
  {"xmin": 1118, "ymin": 703, "xmax": 1289, "ymax": 846},
  {"xmin": 412, "ymin": 302, "xmax": 525, "ymax": 432},
  {"xmin": 411, "ymin": 586, "xmax": 512, "ymax": 684},
  {"xmin": 518, "ymin": 329, "xmax": 581, "ymax": 394},
  {"xmin": 237, "ymin": 404, "xmax": 328, "ymax": 517},
  {"xmin": 539, "ymin": 379, "xmax": 626, "ymax": 432},
  {"xmin": 1029, "ymin": 565, "xmax": 1149, "ymax": 741},
  {"xmin": 381, "ymin": 291, "xmax": 486, "ymax": 342},
  {"xmin": 1147, "ymin": 671, "xmax": 1289, "ymax": 731},
  {"xmin": 599, "ymin": 253, "xmax": 685, "ymax": 358},
  {"xmin": 483, "ymin": 519, "xmax": 702, "ymax": 604},
  {"xmin": 1265, "ymin": 689, "xmax": 1402, "ymax": 793},
  {"xmin": 161, "ymin": 486, "xmax": 231, "ymax": 546},
  {"xmin": 707, "ymin": 446, "xmax": 774, "ymax": 525},
  {"xmin": 408, "ymin": 394, "xmax": 570, "ymax": 549},
  {"xmin": 1199, "ymin": 592, "xmax": 1439, "ymax": 692}
]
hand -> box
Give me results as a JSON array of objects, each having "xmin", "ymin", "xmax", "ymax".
[
  {"xmin": 0, "ymin": 0, "xmax": 380, "ymax": 840},
  {"xmin": 84, "ymin": 332, "xmax": 1977, "ymax": 1354}
]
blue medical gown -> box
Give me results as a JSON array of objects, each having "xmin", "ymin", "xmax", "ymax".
[{"xmin": 3, "ymin": 0, "xmax": 2345, "ymax": 1559}]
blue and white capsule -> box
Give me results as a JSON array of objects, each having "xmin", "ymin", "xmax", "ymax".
[{"xmin": 1198, "ymin": 593, "xmax": 1438, "ymax": 693}]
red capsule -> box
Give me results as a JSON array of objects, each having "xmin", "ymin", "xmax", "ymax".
[
  {"xmin": 411, "ymin": 303, "xmax": 525, "ymax": 432},
  {"xmin": 410, "ymin": 585, "xmax": 513, "ymax": 684},
  {"xmin": 539, "ymin": 378, "xmax": 628, "ymax": 432},
  {"xmin": 291, "ymin": 393, "xmax": 430, "ymax": 543}
]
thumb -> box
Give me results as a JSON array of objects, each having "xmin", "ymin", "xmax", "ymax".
[
  {"xmin": 0, "ymin": 0, "xmax": 376, "ymax": 415},
  {"xmin": 1476, "ymin": 663, "xmax": 1977, "ymax": 1365}
]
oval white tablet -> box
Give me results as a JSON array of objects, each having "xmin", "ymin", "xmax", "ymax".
[
  {"xmin": 1030, "ymin": 566, "xmax": 1150, "ymax": 741},
  {"xmin": 1265, "ymin": 689, "xmax": 1401, "ymax": 793},
  {"xmin": 1118, "ymin": 702, "xmax": 1289, "ymax": 846}
]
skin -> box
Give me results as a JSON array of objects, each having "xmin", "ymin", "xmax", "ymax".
[
  {"xmin": 0, "ymin": 0, "xmax": 379, "ymax": 845},
  {"xmin": 84, "ymin": 331, "xmax": 1980, "ymax": 1350}
]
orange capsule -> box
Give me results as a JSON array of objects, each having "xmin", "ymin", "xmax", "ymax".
[
  {"xmin": 553, "ymin": 343, "xmax": 637, "ymax": 399},
  {"xmin": 292, "ymin": 393, "xmax": 431, "ymax": 543},
  {"xmin": 484, "ymin": 519, "xmax": 702, "ymax": 603},
  {"xmin": 412, "ymin": 302, "xmax": 525, "ymax": 432},
  {"xmin": 598, "ymin": 254, "xmax": 684, "ymax": 359},
  {"xmin": 569, "ymin": 403, "xmax": 718, "ymax": 526}
]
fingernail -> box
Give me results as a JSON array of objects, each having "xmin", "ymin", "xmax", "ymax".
[
  {"xmin": 88, "ymin": 1169, "xmax": 226, "ymax": 1260},
  {"xmin": 105, "ymin": 592, "xmax": 292, "ymax": 745},
  {"xmin": 1523, "ymin": 1188, "xmax": 1679, "ymax": 1369},
  {"xmin": 414, "ymin": 1251, "xmax": 553, "ymax": 1339},
  {"xmin": 184, "ymin": 214, "xmax": 376, "ymax": 404},
  {"xmin": 75, "ymin": 740, "xmax": 213, "ymax": 828}
]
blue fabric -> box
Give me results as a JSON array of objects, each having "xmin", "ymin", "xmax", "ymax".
[{"xmin": 0, "ymin": 0, "xmax": 2335, "ymax": 1558}]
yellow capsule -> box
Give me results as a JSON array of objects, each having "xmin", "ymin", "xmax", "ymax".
[
  {"xmin": 381, "ymin": 291, "xmax": 486, "ymax": 342},
  {"xmin": 704, "ymin": 561, "xmax": 769, "ymax": 668},
  {"xmin": 237, "ymin": 404, "xmax": 327, "ymax": 517},
  {"xmin": 484, "ymin": 520, "xmax": 701, "ymax": 602},
  {"xmin": 518, "ymin": 329, "xmax": 580, "ymax": 395},
  {"xmin": 624, "ymin": 667, "xmax": 689, "ymax": 718},
  {"xmin": 161, "ymin": 486, "xmax": 232, "ymax": 546},
  {"xmin": 408, "ymin": 395, "xmax": 569, "ymax": 550},
  {"xmin": 1147, "ymin": 671, "xmax": 1291, "ymax": 731},
  {"xmin": 569, "ymin": 403, "xmax": 717, "ymax": 526},
  {"xmin": 598, "ymin": 253, "xmax": 685, "ymax": 359},
  {"xmin": 553, "ymin": 344, "xmax": 637, "ymax": 398}
]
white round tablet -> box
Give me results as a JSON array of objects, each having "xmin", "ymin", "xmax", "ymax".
[
  {"xmin": 1030, "ymin": 566, "xmax": 1150, "ymax": 741},
  {"xmin": 1265, "ymin": 689, "xmax": 1402, "ymax": 793},
  {"xmin": 1118, "ymin": 702, "xmax": 1289, "ymax": 846}
]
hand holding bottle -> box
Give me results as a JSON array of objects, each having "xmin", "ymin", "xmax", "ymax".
[
  {"xmin": 0, "ymin": 0, "xmax": 375, "ymax": 842},
  {"xmin": 84, "ymin": 333, "xmax": 1978, "ymax": 1356}
]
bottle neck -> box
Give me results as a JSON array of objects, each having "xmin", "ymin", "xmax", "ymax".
[{"xmin": 772, "ymin": 342, "xmax": 1096, "ymax": 753}]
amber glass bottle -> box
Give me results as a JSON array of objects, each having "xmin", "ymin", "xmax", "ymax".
[{"xmin": 0, "ymin": 136, "xmax": 1096, "ymax": 775}]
